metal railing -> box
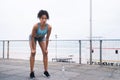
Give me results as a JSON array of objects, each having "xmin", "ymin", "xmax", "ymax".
[{"xmin": 0, "ymin": 39, "xmax": 120, "ymax": 66}]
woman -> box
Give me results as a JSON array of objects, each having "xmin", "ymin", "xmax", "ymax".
[{"xmin": 29, "ymin": 10, "xmax": 52, "ymax": 79}]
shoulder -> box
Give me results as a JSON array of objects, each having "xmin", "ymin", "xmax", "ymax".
[
  {"xmin": 33, "ymin": 23, "xmax": 39, "ymax": 30},
  {"xmin": 47, "ymin": 24, "xmax": 52, "ymax": 30}
]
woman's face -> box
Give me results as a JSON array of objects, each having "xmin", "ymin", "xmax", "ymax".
[{"xmin": 40, "ymin": 15, "xmax": 47, "ymax": 24}]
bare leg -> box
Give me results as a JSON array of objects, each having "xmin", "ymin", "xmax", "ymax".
[
  {"xmin": 30, "ymin": 51, "xmax": 36, "ymax": 72},
  {"xmin": 43, "ymin": 52, "xmax": 48, "ymax": 71},
  {"xmin": 29, "ymin": 40, "xmax": 36, "ymax": 72},
  {"xmin": 38, "ymin": 41, "xmax": 48, "ymax": 71}
]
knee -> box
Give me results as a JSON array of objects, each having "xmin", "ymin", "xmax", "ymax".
[
  {"xmin": 43, "ymin": 51, "xmax": 48, "ymax": 57},
  {"xmin": 31, "ymin": 50, "xmax": 36, "ymax": 57}
]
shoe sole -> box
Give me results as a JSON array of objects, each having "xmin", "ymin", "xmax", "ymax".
[
  {"xmin": 29, "ymin": 77, "xmax": 36, "ymax": 80},
  {"xmin": 42, "ymin": 74, "xmax": 50, "ymax": 78}
]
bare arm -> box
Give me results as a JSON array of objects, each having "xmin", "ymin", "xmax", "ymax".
[
  {"xmin": 46, "ymin": 25, "xmax": 52, "ymax": 50},
  {"xmin": 31, "ymin": 24, "xmax": 38, "ymax": 49}
]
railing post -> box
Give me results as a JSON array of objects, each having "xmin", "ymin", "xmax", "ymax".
[
  {"xmin": 3, "ymin": 41, "xmax": 5, "ymax": 59},
  {"xmin": 79, "ymin": 40, "xmax": 81, "ymax": 64},
  {"xmin": 90, "ymin": 40, "xmax": 92, "ymax": 65},
  {"xmin": 100, "ymin": 40, "xmax": 102, "ymax": 65},
  {"xmin": 7, "ymin": 41, "xmax": 9, "ymax": 59}
]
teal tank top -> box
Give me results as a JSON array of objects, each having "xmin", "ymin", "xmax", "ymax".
[{"xmin": 36, "ymin": 23, "xmax": 48, "ymax": 37}]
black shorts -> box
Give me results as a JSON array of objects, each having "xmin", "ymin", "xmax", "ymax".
[{"xmin": 29, "ymin": 35, "xmax": 46, "ymax": 43}]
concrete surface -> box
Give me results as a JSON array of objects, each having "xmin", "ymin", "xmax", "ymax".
[{"xmin": 0, "ymin": 59, "xmax": 120, "ymax": 80}]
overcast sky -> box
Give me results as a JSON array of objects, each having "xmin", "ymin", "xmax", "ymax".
[{"xmin": 0, "ymin": 0, "xmax": 120, "ymax": 40}]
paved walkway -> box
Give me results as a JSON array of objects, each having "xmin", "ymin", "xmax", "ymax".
[{"xmin": 0, "ymin": 59, "xmax": 120, "ymax": 80}]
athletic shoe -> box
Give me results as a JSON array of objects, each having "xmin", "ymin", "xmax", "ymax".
[
  {"xmin": 43, "ymin": 71, "xmax": 50, "ymax": 77},
  {"xmin": 30, "ymin": 71, "xmax": 35, "ymax": 79}
]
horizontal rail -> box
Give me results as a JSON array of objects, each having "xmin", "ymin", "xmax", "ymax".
[{"xmin": 0, "ymin": 39, "xmax": 120, "ymax": 42}]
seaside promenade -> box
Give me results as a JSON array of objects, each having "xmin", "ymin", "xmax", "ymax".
[{"xmin": 0, "ymin": 59, "xmax": 120, "ymax": 80}]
